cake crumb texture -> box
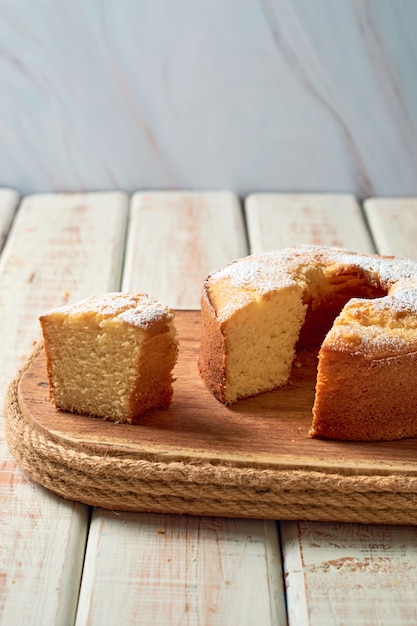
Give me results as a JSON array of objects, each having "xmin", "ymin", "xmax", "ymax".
[{"xmin": 39, "ymin": 292, "xmax": 178, "ymax": 423}]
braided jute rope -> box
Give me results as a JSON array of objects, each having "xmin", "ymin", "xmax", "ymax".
[{"xmin": 5, "ymin": 345, "xmax": 417, "ymax": 523}]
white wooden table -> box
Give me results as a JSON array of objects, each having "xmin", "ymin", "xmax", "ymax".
[{"xmin": 1, "ymin": 188, "xmax": 417, "ymax": 626}]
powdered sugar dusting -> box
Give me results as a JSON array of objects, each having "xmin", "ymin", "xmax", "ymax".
[
  {"xmin": 326, "ymin": 322, "xmax": 417, "ymax": 358},
  {"xmin": 215, "ymin": 256, "xmax": 297, "ymax": 292},
  {"xmin": 46, "ymin": 292, "xmax": 173, "ymax": 329},
  {"xmin": 207, "ymin": 244, "xmax": 417, "ymax": 328}
]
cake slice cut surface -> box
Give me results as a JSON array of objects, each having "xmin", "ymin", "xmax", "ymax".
[{"xmin": 39, "ymin": 292, "xmax": 178, "ymax": 423}]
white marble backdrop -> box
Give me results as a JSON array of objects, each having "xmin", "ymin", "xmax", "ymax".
[{"xmin": 0, "ymin": 0, "xmax": 416, "ymax": 198}]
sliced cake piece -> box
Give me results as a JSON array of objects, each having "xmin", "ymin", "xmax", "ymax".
[{"xmin": 39, "ymin": 292, "xmax": 178, "ymax": 423}]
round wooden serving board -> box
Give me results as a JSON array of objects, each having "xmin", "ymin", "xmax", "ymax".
[{"xmin": 5, "ymin": 310, "xmax": 417, "ymax": 523}]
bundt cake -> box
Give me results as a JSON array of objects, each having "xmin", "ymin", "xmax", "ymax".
[
  {"xmin": 40, "ymin": 292, "xmax": 178, "ymax": 423},
  {"xmin": 198, "ymin": 245, "xmax": 417, "ymax": 441}
]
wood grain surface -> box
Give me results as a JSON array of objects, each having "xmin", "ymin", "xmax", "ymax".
[
  {"xmin": 125, "ymin": 191, "xmax": 247, "ymax": 309},
  {"xmin": 364, "ymin": 197, "xmax": 417, "ymax": 260},
  {"xmin": 17, "ymin": 310, "xmax": 417, "ymax": 478},
  {"xmin": 0, "ymin": 191, "xmax": 129, "ymax": 625},
  {"xmin": 246, "ymin": 193, "xmax": 375, "ymax": 254}
]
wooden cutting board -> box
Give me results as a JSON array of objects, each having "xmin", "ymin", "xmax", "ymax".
[{"xmin": 9, "ymin": 310, "xmax": 417, "ymax": 523}]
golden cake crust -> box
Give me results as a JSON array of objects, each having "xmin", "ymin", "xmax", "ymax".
[{"xmin": 199, "ymin": 288, "xmax": 228, "ymax": 401}]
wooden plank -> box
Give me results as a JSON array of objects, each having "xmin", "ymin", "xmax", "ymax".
[
  {"xmin": 246, "ymin": 192, "xmax": 374, "ymax": 253},
  {"xmin": 244, "ymin": 193, "xmax": 417, "ymax": 625},
  {"xmin": 77, "ymin": 191, "xmax": 287, "ymax": 626},
  {"xmin": 281, "ymin": 522, "xmax": 417, "ymax": 625},
  {"xmin": 0, "ymin": 188, "xmax": 19, "ymax": 251},
  {"xmin": 123, "ymin": 191, "xmax": 247, "ymax": 308},
  {"xmin": 76, "ymin": 512, "xmax": 284, "ymax": 626},
  {"xmin": 364, "ymin": 197, "xmax": 417, "ymax": 259},
  {"xmin": 0, "ymin": 192, "xmax": 128, "ymax": 625},
  {"xmin": 0, "ymin": 192, "xmax": 128, "ymax": 373}
]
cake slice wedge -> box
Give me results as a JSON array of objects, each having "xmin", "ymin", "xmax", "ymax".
[{"xmin": 39, "ymin": 292, "xmax": 178, "ymax": 423}]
